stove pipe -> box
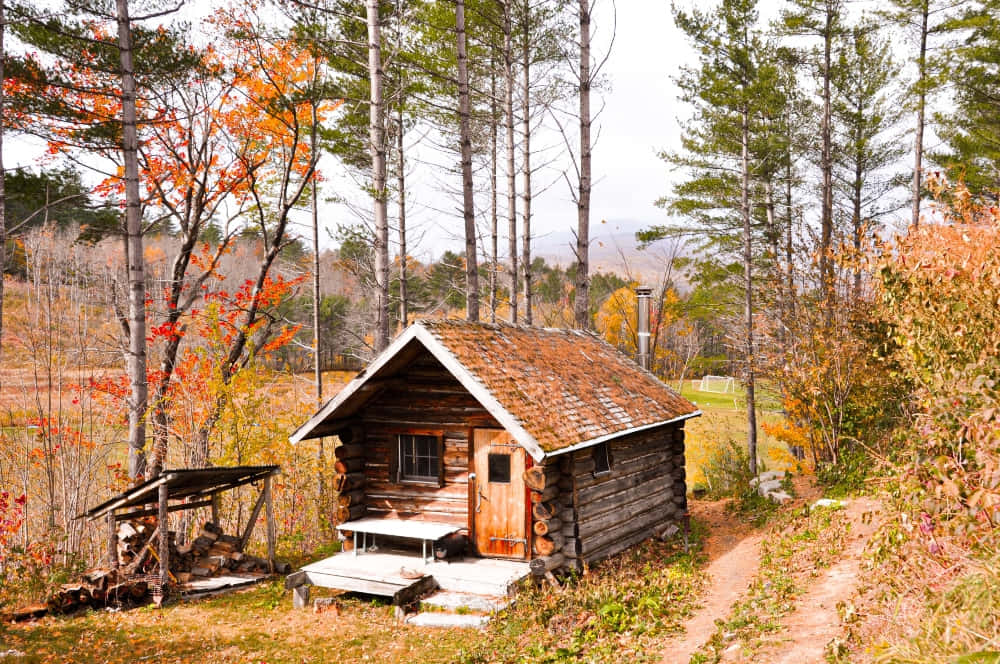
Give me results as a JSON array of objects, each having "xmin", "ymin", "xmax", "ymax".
[{"xmin": 636, "ymin": 286, "xmax": 652, "ymax": 371}]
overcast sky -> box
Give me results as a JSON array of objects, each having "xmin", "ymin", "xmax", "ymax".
[{"xmin": 7, "ymin": 0, "xmax": 907, "ymax": 265}]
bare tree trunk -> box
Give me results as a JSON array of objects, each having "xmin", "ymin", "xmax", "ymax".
[
  {"xmin": 311, "ymin": 101, "xmax": 326, "ymax": 523},
  {"xmin": 819, "ymin": 1, "xmax": 834, "ymax": 307},
  {"xmin": 785, "ymin": 160, "xmax": 796, "ymax": 319},
  {"xmin": 912, "ymin": 0, "xmax": 928, "ymax": 228},
  {"xmin": 852, "ymin": 153, "xmax": 863, "ymax": 299},
  {"xmin": 489, "ymin": 64, "xmax": 499, "ymax": 324},
  {"xmin": 396, "ymin": 105, "xmax": 408, "ymax": 329},
  {"xmin": 456, "ymin": 0, "xmax": 479, "ymax": 322},
  {"xmin": 116, "ymin": 0, "xmax": 148, "ymax": 481},
  {"xmin": 574, "ymin": 0, "xmax": 591, "ymax": 330},
  {"xmin": 503, "ymin": 0, "xmax": 518, "ymax": 324},
  {"xmin": 0, "ymin": 0, "xmax": 6, "ymax": 379},
  {"xmin": 368, "ymin": 0, "xmax": 390, "ymax": 351},
  {"xmin": 521, "ymin": 0, "xmax": 533, "ymax": 326},
  {"xmin": 741, "ymin": 105, "xmax": 758, "ymax": 477}
]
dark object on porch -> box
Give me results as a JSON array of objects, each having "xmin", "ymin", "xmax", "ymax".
[{"xmin": 434, "ymin": 532, "xmax": 469, "ymax": 560}]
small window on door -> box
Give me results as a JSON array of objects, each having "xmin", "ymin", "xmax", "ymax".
[
  {"xmin": 592, "ymin": 442, "xmax": 612, "ymax": 475},
  {"xmin": 488, "ymin": 453, "xmax": 511, "ymax": 483},
  {"xmin": 397, "ymin": 434, "xmax": 441, "ymax": 483}
]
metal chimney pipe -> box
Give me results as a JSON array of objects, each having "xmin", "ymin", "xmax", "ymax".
[{"xmin": 636, "ymin": 286, "xmax": 652, "ymax": 370}]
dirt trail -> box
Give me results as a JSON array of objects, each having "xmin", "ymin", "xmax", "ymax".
[
  {"xmin": 660, "ymin": 479, "xmax": 886, "ymax": 664},
  {"xmin": 660, "ymin": 498, "xmax": 764, "ymax": 664},
  {"xmin": 755, "ymin": 496, "xmax": 882, "ymax": 664}
]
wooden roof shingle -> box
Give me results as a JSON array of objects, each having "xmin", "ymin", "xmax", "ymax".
[{"xmin": 290, "ymin": 320, "xmax": 700, "ymax": 461}]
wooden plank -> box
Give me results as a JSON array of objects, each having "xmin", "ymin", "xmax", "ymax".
[
  {"xmin": 239, "ymin": 486, "xmax": 268, "ymax": 552},
  {"xmin": 305, "ymin": 571, "xmax": 410, "ymax": 596},
  {"xmin": 392, "ymin": 574, "xmax": 438, "ymax": 606},
  {"xmin": 112, "ymin": 498, "xmax": 213, "ymax": 521},
  {"xmin": 284, "ymin": 570, "xmax": 308, "ymax": 589},
  {"xmin": 157, "ymin": 484, "xmax": 169, "ymax": 603}
]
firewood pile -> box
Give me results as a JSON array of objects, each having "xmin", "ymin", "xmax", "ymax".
[{"xmin": 13, "ymin": 520, "xmax": 277, "ymax": 620}]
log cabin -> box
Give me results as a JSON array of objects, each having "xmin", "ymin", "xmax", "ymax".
[{"xmin": 289, "ymin": 319, "xmax": 700, "ymax": 578}]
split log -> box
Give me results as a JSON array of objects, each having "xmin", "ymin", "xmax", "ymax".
[
  {"xmin": 336, "ymin": 490, "xmax": 365, "ymax": 508},
  {"xmin": 333, "ymin": 472, "xmax": 366, "ymax": 493},
  {"xmin": 529, "ymin": 485, "xmax": 558, "ymax": 504},
  {"xmin": 334, "ymin": 458, "xmax": 365, "ymax": 474},
  {"xmin": 533, "ymin": 518, "xmax": 562, "ymax": 536},
  {"xmin": 523, "ymin": 466, "xmax": 559, "ymax": 491},
  {"xmin": 533, "ymin": 532, "xmax": 565, "ymax": 556},
  {"xmin": 529, "ymin": 552, "xmax": 565, "ymax": 576},
  {"xmin": 334, "ymin": 443, "xmax": 366, "ymax": 460},
  {"xmin": 336, "ymin": 504, "xmax": 365, "ymax": 523},
  {"xmin": 532, "ymin": 501, "xmax": 559, "ymax": 521}
]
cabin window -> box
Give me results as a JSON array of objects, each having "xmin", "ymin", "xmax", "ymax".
[
  {"xmin": 397, "ymin": 434, "xmax": 442, "ymax": 484},
  {"xmin": 488, "ymin": 453, "xmax": 512, "ymax": 483},
  {"xmin": 592, "ymin": 442, "xmax": 612, "ymax": 475}
]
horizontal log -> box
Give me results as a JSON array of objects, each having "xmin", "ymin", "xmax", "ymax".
[
  {"xmin": 572, "ymin": 456, "xmax": 596, "ymax": 475},
  {"xmin": 561, "ymin": 521, "xmax": 577, "ymax": 538},
  {"xmin": 336, "ymin": 490, "xmax": 365, "ymax": 508},
  {"xmin": 583, "ymin": 521, "xmax": 657, "ymax": 565},
  {"xmin": 581, "ymin": 504, "xmax": 675, "ymax": 555},
  {"xmin": 334, "ymin": 458, "xmax": 365, "ymax": 474},
  {"xmin": 364, "ymin": 495, "xmax": 466, "ymax": 515},
  {"xmin": 532, "ymin": 501, "xmax": 559, "ymax": 521},
  {"xmin": 336, "ymin": 504, "xmax": 366, "ymax": 523},
  {"xmin": 529, "ymin": 552, "xmax": 565, "ymax": 576},
  {"xmin": 365, "ymin": 480, "xmax": 467, "ymax": 500},
  {"xmin": 112, "ymin": 499, "xmax": 212, "ymax": 521},
  {"xmin": 334, "ymin": 472, "xmax": 366, "ymax": 493},
  {"xmin": 334, "ymin": 444, "xmax": 366, "ymax": 460},
  {"xmin": 577, "ymin": 475, "xmax": 671, "ymax": 520},
  {"xmin": 578, "ymin": 488, "xmax": 676, "ymax": 539},
  {"xmin": 558, "ymin": 475, "xmax": 574, "ymax": 491},
  {"xmin": 530, "ymin": 486, "xmax": 559, "ymax": 503},
  {"xmin": 533, "ymin": 532, "xmax": 565, "ymax": 556},
  {"xmin": 524, "ymin": 466, "xmax": 560, "ymax": 492},
  {"xmin": 577, "ymin": 462, "xmax": 674, "ymax": 504},
  {"xmin": 364, "ymin": 507, "xmax": 465, "ymax": 527},
  {"xmin": 533, "ymin": 518, "xmax": 562, "ymax": 536}
]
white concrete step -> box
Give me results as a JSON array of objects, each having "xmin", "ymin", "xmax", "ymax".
[
  {"xmin": 419, "ymin": 590, "xmax": 511, "ymax": 614},
  {"xmin": 405, "ymin": 612, "xmax": 490, "ymax": 628}
]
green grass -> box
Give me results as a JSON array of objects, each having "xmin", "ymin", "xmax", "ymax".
[{"xmin": 0, "ymin": 530, "xmax": 711, "ymax": 664}]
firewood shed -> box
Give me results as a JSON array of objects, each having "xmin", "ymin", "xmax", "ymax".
[
  {"xmin": 286, "ymin": 320, "xmax": 701, "ymax": 605},
  {"xmin": 79, "ymin": 465, "xmax": 281, "ymax": 603}
]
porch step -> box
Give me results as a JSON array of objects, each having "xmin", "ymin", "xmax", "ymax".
[
  {"xmin": 405, "ymin": 612, "xmax": 491, "ymax": 628},
  {"xmin": 419, "ymin": 590, "xmax": 511, "ymax": 614}
]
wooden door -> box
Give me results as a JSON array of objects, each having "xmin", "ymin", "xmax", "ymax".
[{"xmin": 472, "ymin": 429, "xmax": 528, "ymax": 559}]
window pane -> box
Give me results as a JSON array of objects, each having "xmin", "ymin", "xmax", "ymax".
[
  {"xmin": 592, "ymin": 443, "xmax": 611, "ymax": 474},
  {"xmin": 398, "ymin": 434, "xmax": 440, "ymax": 481},
  {"xmin": 488, "ymin": 453, "xmax": 511, "ymax": 483}
]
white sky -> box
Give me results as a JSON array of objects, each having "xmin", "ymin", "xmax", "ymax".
[{"xmin": 5, "ymin": 0, "xmax": 916, "ymax": 264}]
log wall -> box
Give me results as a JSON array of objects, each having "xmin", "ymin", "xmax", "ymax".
[
  {"xmin": 358, "ymin": 351, "xmax": 499, "ymax": 528},
  {"xmin": 562, "ymin": 423, "xmax": 686, "ymax": 568}
]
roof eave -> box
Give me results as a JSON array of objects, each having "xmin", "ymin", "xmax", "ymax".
[{"xmin": 541, "ymin": 409, "xmax": 703, "ymax": 458}]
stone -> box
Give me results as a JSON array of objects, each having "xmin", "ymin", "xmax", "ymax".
[
  {"xmin": 756, "ymin": 479, "xmax": 783, "ymax": 496},
  {"xmin": 420, "ymin": 591, "xmax": 510, "ymax": 614},
  {"xmin": 405, "ymin": 613, "xmax": 490, "ymax": 628},
  {"xmin": 768, "ymin": 491, "xmax": 793, "ymax": 504},
  {"xmin": 292, "ymin": 585, "xmax": 310, "ymax": 609},
  {"xmin": 750, "ymin": 471, "xmax": 786, "ymax": 487},
  {"xmin": 812, "ymin": 498, "xmax": 847, "ymax": 510}
]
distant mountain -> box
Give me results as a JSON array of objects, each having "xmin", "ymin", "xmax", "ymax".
[{"xmin": 533, "ymin": 223, "xmax": 687, "ymax": 283}]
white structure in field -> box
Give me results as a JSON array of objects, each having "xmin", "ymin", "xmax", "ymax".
[{"xmin": 699, "ymin": 375, "xmax": 736, "ymax": 393}]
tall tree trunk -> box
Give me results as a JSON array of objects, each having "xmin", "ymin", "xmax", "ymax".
[
  {"xmin": 489, "ymin": 64, "xmax": 499, "ymax": 324},
  {"xmin": 368, "ymin": 0, "xmax": 390, "ymax": 351},
  {"xmin": 741, "ymin": 105, "xmax": 758, "ymax": 477},
  {"xmin": 116, "ymin": 0, "xmax": 149, "ymax": 481},
  {"xmin": 456, "ymin": 0, "xmax": 479, "ymax": 321},
  {"xmin": 311, "ymin": 101, "xmax": 326, "ymax": 523},
  {"xmin": 521, "ymin": 0, "xmax": 533, "ymax": 326},
  {"xmin": 785, "ymin": 159, "xmax": 796, "ymax": 320},
  {"xmin": 503, "ymin": 0, "xmax": 518, "ymax": 324},
  {"xmin": 574, "ymin": 0, "xmax": 591, "ymax": 330},
  {"xmin": 819, "ymin": 1, "xmax": 834, "ymax": 306},
  {"xmin": 0, "ymin": 0, "xmax": 6, "ymax": 378},
  {"xmin": 852, "ymin": 149, "xmax": 863, "ymax": 299},
  {"xmin": 912, "ymin": 0, "xmax": 928, "ymax": 228},
  {"xmin": 396, "ymin": 105, "xmax": 408, "ymax": 329}
]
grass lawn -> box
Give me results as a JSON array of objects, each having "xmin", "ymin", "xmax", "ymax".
[{"xmin": 0, "ymin": 534, "xmax": 707, "ymax": 664}]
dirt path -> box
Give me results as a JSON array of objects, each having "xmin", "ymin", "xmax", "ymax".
[
  {"xmin": 660, "ymin": 499, "xmax": 764, "ymax": 664},
  {"xmin": 659, "ymin": 479, "xmax": 887, "ymax": 664},
  {"xmin": 755, "ymin": 496, "xmax": 882, "ymax": 664}
]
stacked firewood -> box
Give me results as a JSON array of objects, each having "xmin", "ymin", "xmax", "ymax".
[
  {"xmin": 333, "ymin": 442, "xmax": 366, "ymax": 523},
  {"xmin": 169, "ymin": 522, "xmax": 272, "ymax": 582},
  {"xmin": 42, "ymin": 568, "xmax": 150, "ymax": 615},
  {"xmin": 526, "ymin": 462, "xmax": 566, "ymax": 576}
]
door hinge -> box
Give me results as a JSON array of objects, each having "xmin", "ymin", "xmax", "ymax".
[{"xmin": 489, "ymin": 536, "xmax": 527, "ymax": 546}]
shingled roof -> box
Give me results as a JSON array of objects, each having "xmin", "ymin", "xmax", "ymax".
[{"xmin": 289, "ymin": 320, "xmax": 700, "ymax": 461}]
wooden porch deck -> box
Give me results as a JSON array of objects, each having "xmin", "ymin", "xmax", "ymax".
[{"xmin": 297, "ymin": 548, "xmax": 531, "ymax": 604}]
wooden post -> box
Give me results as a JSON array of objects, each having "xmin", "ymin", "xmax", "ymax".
[
  {"xmin": 107, "ymin": 512, "xmax": 118, "ymax": 569},
  {"xmin": 238, "ymin": 487, "xmax": 268, "ymax": 552},
  {"xmin": 157, "ymin": 482, "xmax": 169, "ymax": 606},
  {"xmin": 264, "ymin": 476, "xmax": 276, "ymax": 573},
  {"xmin": 211, "ymin": 493, "xmax": 220, "ymax": 528}
]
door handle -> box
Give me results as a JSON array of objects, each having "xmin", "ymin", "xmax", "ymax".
[{"xmin": 475, "ymin": 482, "xmax": 487, "ymax": 513}]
